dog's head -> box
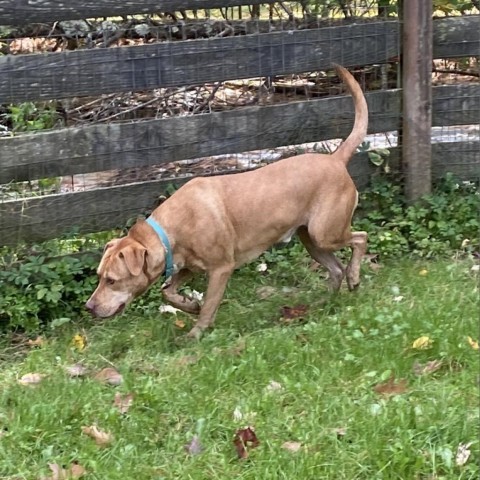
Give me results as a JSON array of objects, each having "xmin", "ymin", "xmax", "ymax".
[{"xmin": 86, "ymin": 235, "xmax": 154, "ymax": 318}]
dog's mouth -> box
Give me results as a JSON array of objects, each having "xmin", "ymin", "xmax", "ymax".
[
  {"xmin": 88, "ymin": 302, "xmax": 126, "ymax": 319},
  {"xmin": 112, "ymin": 303, "xmax": 126, "ymax": 316}
]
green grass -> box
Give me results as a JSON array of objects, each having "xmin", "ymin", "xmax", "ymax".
[{"xmin": 0, "ymin": 249, "xmax": 478, "ymax": 479}]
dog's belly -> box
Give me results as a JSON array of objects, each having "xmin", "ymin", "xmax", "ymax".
[
  {"xmin": 277, "ymin": 228, "xmax": 296, "ymax": 244},
  {"xmin": 234, "ymin": 227, "xmax": 298, "ymax": 267}
]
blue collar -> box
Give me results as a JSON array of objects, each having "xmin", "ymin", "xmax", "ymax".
[{"xmin": 146, "ymin": 217, "xmax": 174, "ymax": 279}]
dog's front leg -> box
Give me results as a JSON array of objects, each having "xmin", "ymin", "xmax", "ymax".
[
  {"xmin": 162, "ymin": 269, "xmax": 201, "ymax": 314},
  {"xmin": 187, "ymin": 265, "xmax": 234, "ymax": 340}
]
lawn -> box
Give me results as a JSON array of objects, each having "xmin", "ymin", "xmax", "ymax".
[{"xmin": 0, "ymin": 249, "xmax": 478, "ymax": 479}]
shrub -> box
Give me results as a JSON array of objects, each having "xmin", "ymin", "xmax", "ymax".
[{"xmin": 354, "ymin": 173, "xmax": 479, "ymax": 258}]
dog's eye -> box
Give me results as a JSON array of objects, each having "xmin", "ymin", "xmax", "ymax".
[{"xmin": 106, "ymin": 278, "xmax": 115, "ymax": 285}]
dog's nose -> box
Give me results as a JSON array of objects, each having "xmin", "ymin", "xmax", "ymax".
[{"xmin": 85, "ymin": 299, "xmax": 96, "ymax": 316}]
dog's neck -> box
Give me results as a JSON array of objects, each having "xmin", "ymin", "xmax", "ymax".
[{"xmin": 130, "ymin": 218, "xmax": 183, "ymax": 279}]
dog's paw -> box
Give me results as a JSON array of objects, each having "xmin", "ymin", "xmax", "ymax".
[{"xmin": 186, "ymin": 326, "xmax": 204, "ymax": 341}]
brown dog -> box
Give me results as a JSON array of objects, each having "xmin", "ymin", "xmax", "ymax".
[{"xmin": 86, "ymin": 64, "xmax": 368, "ymax": 339}]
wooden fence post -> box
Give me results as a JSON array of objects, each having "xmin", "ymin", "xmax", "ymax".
[{"xmin": 401, "ymin": 0, "xmax": 433, "ymax": 201}]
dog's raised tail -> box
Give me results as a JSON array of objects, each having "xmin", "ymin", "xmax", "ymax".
[{"xmin": 331, "ymin": 64, "xmax": 368, "ymax": 165}]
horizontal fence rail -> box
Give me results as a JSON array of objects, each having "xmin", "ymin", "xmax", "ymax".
[
  {"xmin": 0, "ymin": 22, "xmax": 400, "ymax": 104},
  {"xmin": 0, "ymin": 0, "xmax": 275, "ymax": 26},
  {"xmin": 0, "ymin": 89, "xmax": 401, "ymax": 183},
  {"xmin": 0, "ymin": 17, "xmax": 477, "ymax": 105},
  {"xmin": 1, "ymin": 142, "xmax": 477, "ymax": 247},
  {"xmin": 1, "ymin": 84, "xmax": 478, "ymax": 184}
]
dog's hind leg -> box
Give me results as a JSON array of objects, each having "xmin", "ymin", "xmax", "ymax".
[
  {"xmin": 187, "ymin": 264, "xmax": 234, "ymax": 340},
  {"xmin": 298, "ymin": 227, "xmax": 345, "ymax": 291},
  {"xmin": 162, "ymin": 269, "xmax": 201, "ymax": 314},
  {"xmin": 345, "ymin": 231, "xmax": 367, "ymax": 290}
]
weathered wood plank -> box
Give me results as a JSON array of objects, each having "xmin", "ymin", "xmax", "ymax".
[
  {"xmin": 0, "ymin": 0, "xmax": 274, "ymax": 26},
  {"xmin": 1, "ymin": 15, "xmax": 476, "ymax": 105},
  {"xmin": 1, "ymin": 88, "xmax": 402, "ymax": 183},
  {"xmin": 432, "ymin": 84, "xmax": 480, "ymax": 127},
  {"xmin": 3, "ymin": 84, "xmax": 478, "ymax": 184},
  {"xmin": 0, "ymin": 142, "xmax": 477, "ymax": 246},
  {"xmin": 0, "ymin": 22, "xmax": 400, "ymax": 103},
  {"xmin": 433, "ymin": 16, "xmax": 480, "ymax": 59}
]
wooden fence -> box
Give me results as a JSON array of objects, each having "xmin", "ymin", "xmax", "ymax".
[{"xmin": 0, "ymin": 1, "xmax": 479, "ymax": 246}]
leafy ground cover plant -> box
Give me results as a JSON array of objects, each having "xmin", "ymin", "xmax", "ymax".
[{"xmin": 354, "ymin": 173, "xmax": 479, "ymax": 258}]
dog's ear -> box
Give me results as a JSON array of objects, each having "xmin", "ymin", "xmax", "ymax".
[{"xmin": 119, "ymin": 245, "xmax": 147, "ymax": 276}]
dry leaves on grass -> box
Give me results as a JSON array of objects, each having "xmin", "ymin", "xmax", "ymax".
[
  {"xmin": 282, "ymin": 441, "xmax": 302, "ymax": 453},
  {"xmin": 364, "ymin": 253, "xmax": 382, "ymax": 272},
  {"xmin": 232, "ymin": 406, "xmax": 257, "ymax": 423},
  {"xmin": 212, "ymin": 339, "xmax": 246, "ymax": 357},
  {"xmin": 174, "ymin": 319, "xmax": 186, "ymax": 329},
  {"xmin": 81, "ymin": 425, "xmax": 113, "ymax": 446},
  {"xmin": 65, "ymin": 363, "xmax": 89, "ymax": 378},
  {"xmin": 333, "ymin": 426, "xmax": 348, "ymax": 438},
  {"xmin": 28, "ymin": 336, "xmax": 46, "ymax": 348},
  {"xmin": 71, "ymin": 334, "xmax": 86, "ymax": 352},
  {"xmin": 373, "ymin": 376, "xmax": 408, "ymax": 396},
  {"xmin": 233, "ymin": 426, "xmax": 260, "ymax": 459},
  {"xmin": 413, "ymin": 360, "xmax": 443, "ymax": 376},
  {"xmin": 256, "ymin": 285, "xmax": 277, "ymax": 300},
  {"xmin": 184, "ymin": 435, "xmax": 203, "ymax": 456},
  {"xmin": 175, "ymin": 355, "xmax": 200, "ymax": 368},
  {"xmin": 94, "ymin": 367, "xmax": 123, "ymax": 386},
  {"xmin": 455, "ymin": 442, "xmax": 473, "ymax": 466},
  {"xmin": 412, "ymin": 336, "xmax": 433, "ymax": 350},
  {"xmin": 18, "ymin": 373, "xmax": 46, "ymax": 386},
  {"xmin": 279, "ymin": 304, "xmax": 309, "ymax": 324},
  {"xmin": 467, "ymin": 336, "xmax": 479, "ymax": 350},
  {"xmin": 264, "ymin": 380, "xmax": 283, "ymax": 393},
  {"xmin": 113, "ymin": 392, "xmax": 134, "ymax": 414},
  {"xmin": 159, "ymin": 304, "xmax": 182, "ymax": 314},
  {"xmin": 40, "ymin": 462, "xmax": 85, "ymax": 480}
]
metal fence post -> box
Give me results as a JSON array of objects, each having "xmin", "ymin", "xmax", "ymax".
[{"xmin": 401, "ymin": 0, "xmax": 433, "ymax": 201}]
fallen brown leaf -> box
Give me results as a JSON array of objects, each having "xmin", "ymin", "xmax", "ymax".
[
  {"xmin": 81, "ymin": 425, "xmax": 113, "ymax": 446},
  {"xmin": 41, "ymin": 462, "xmax": 86, "ymax": 480},
  {"xmin": 373, "ymin": 376, "xmax": 408, "ymax": 396},
  {"xmin": 174, "ymin": 319, "xmax": 186, "ymax": 329},
  {"xmin": 467, "ymin": 336, "xmax": 479, "ymax": 350},
  {"xmin": 256, "ymin": 286, "xmax": 277, "ymax": 300},
  {"xmin": 279, "ymin": 304, "xmax": 309, "ymax": 323},
  {"xmin": 229, "ymin": 338, "xmax": 246, "ymax": 356},
  {"xmin": 113, "ymin": 392, "xmax": 134, "ymax": 414},
  {"xmin": 212, "ymin": 339, "xmax": 246, "ymax": 357},
  {"xmin": 184, "ymin": 434, "xmax": 203, "ymax": 455},
  {"xmin": 18, "ymin": 373, "xmax": 45, "ymax": 386},
  {"xmin": 94, "ymin": 367, "xmax": 123, "ymax": 386},
  {"xmin": 456, "ymin": 441, "xmax": 473, "ymax": 466},
  {"xmin": 412, "ymin": 359, "xmax": 443, "ymax": 376},
  {"xmin": 71, "ymin": 334, "xmax": 86, "ymax": 352},
  {"xmin": 176, "ymin": 355, "xmax": 200, "ymax": 367},
  {"xmin": 364, "ymin": 253, "xmax": 382, "ymax": 271},
  {"xmin": 282, "ymin": 441, "xmax": 302, "ymax": 453},
  {"xmin": 333, "ymin": 426, "xmax": 347, "ymax": 438},
  {"xmin": 27, "ymin": 336, "xmax": 45, "ymax": 347},
  {"xmin": 65, "ymin": 363, "xmax": 89, "ymax": 378},
  {"xmin": 233, "ymin": 426, "xmax": 260, "ymax": 459},
  {"xmin": 264, "ymin": 380, "xmax": 283, "ymax": 393}
]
